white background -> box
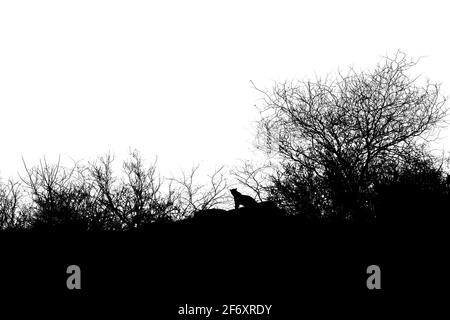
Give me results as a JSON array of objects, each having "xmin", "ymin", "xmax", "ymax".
[{"xmin": 1, "ymin": 0, "xmax": 450, "ymax": 180}]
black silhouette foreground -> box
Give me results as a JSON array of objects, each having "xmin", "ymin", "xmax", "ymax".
[
  {"xmin": 188, "ymin": 200, "xmax": 285, "ymax": 227},
  {"xmin": 1, "ymin": 52, "xmax": 448, "ymax": 317}
]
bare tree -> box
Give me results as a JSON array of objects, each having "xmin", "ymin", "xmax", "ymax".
[
  {"xmin": 87, "ymin": 153, "xmax": 123, "ymax": 230},
  {"xmin": 254, "ymin": 51, "xmax": 448, "ymax": 220},
  {"xmin": 120, "ymin": 150, "xmax": 177, "ymax": 228},
  {"xmin": 88, "ymin": 151, "xmax": 176, "ymax": 230},
  {"xmin": 20, "ymin": 157, "xmax": 91, "ymax": 230}
]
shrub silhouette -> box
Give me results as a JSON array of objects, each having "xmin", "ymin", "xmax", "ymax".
[
  {"xmin": 1, "ymin": 146, "xmax": 448, "ymax": 230},
  {"xmin": 0, "ymin": 151, "xmax": 232, "ymax": 231},
  {"xmin": 1, "ymin": 52, "xmax": 449, "ymax": 231},
  {"xmin": 0, "ymin": 179, "xmax": 31, "ymax": 230}
]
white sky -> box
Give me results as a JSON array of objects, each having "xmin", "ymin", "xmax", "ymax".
[{"xmin": 1, "ymin": 0, "xmax": 450, "ymax": 180}]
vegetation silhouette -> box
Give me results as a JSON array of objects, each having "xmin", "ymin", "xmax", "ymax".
[
  {"xmin": 1, "ymin": 53, "xmax": 447, "ymax": 314},
  {"xmin": 249, "ymin": 51, "xmax": 449, "ymax": 227},
  {"xmin": 0, "ymin": 52, "xmax": 449, "ymax": 232}
]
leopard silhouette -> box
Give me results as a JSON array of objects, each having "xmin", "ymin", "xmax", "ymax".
[{"xmin": 230, "ymin": 188, "xmax": 257, "ymax": 210}]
